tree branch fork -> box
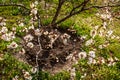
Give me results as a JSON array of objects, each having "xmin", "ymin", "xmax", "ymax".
[{"xmin": 0, "ymin": 1, "xmax": 120, "ymax": 27}]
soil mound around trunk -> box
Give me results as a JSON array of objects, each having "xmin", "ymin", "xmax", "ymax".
[{"xmin": 16, "ymin": 27, "xmax": 84, "ymax": 74}]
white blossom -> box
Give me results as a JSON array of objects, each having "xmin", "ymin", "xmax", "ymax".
[
  {"xmin": 23, "ymin": 71, "xmax": 32, "ymax": 80},
  {"xmin": 111, "ymin": 35, "xmax": 116, "ymax": 39},
  {"xmin": 89, "ymin": 51, "xmax": 95, "ymax": 58},
  {"xmin": 0, "ymin": 26, "xmax": 8, "ymax": 33},
  {"xmin": 34, "ymin": 29, "xmax": 41, "ymax": 36},
  {"xmin": 90, "ymin": 29, "xmax": 97, "ymax": 38},
  {"xmin": 103, "ymin": 22, "xmax": 107, "ymax": 29},
  {"xmin": 60, "ymin": 33, "xmax": 70, "ymax": 45},
  {"xmin": 78, "ymin": 51, "xmax": 87, "ymax": 59},
  {"xmin": 70, "ymin": 68, "xmax": 76, "ymax": 79},
  {"xmin": 95, "ymin": 13, "xmax": 100, "ymax": 16},
  {"xmin": 94, "ymin": 25, "xmax": 99, "ymax": 30},
  {"xmin": 103, "ymin": 43, "xmax": 109, "ymax": 47},
  {"xmin": 7, "ymin": 41, "xmax": 18, "ymax": 49},
  {"xmin": 19, "ymin": 22, "xmax": 24, "ymax": 27},
  {"xmin": 1, "ymin": 33, "xmax": 11, "ymax": 41},
  {"xmin": 31, "ymin": 8, "xmax": 37, "ymax": 15},
  {"xmin": 81, "ymin": 73, "xmax": 87, "ymax": 79},
  {"xmin": 97, "ymin": 57, "xmax": 105, "ymax": 64},
  {"xmin": 24, "ymin": 34, "xmax": 34, "ymax": 42},
  {"xmin": 48, "ymin": 34, "xmax": 59, "ymax": 48},
  {"xmin": 115, "ymin": 57, "xmax": 119, "ymax": 61},
  {"xmin": 108, "ymin": 57, "xmax": 114, "ymax": 62},
  {"xmin": 22, "ymin": 27, "xmax": 28, "ymax": 33},
  {"xmin": 100, "ymin": 14, "xmax": 111, "ymax": 20},
  {"xmin": 88, "ymin": 57, "xmax": 96, "ymax": 64},
  {"xmin": 31, "ymin": 67, "xmax": 37, "ymax": 73},
  {"xmin": 66, "ymin": 54, "xmax": 74, "ymax": 60},
  {"xmin": 106, "ymin": 14, "xmax": 111, "ymax": 19},
  {"xmin": 30, "ymin": 3, "xmax": 35, "ymax": 8},
  {"xmin": 27, "ymin": 42, "xmax": 34, "ymax": 48},
  {"xmin": 8, "ymin": 32, "xmax": 15, "ymax": 39},
  {"xmin": 85, "ymin": 39, "xmax": 94, "ymax": 46},
  {"xmin": 12, "ymin": 75, "xmax": 19, "ymax": 80},
  {"xmin": 108, "ymin": 57, "xmax": 115, "ymax": 66},
  {"xmin": 34, "ymin": 1, "xmax": 38, "ymax": 5},
  {"xmin": 99, "ymin": 28, "xmax": 105, "ymax": 37},
  {"xmin": 116, "ymin": 36, "xmax": 120, "ymax": 39},
  {"xmin": 0, "ymin": 17, "xmax": 2, "ymax": 20},
  {"xmin": 12, "ymin": 27, "xmax": 16, "ymax": 31},
  {"xmin": 98, "ymin": 45, "xmax": 103, "ymax": 49},
  {"xmin": 0, "ymin": 22, "xmax": 6, "ymax": 26},
  {"xmin": 107, "ymin": 30, "xmax": 113, "ymax": 37},
  {"xmin": 62, "ymin": 39, "xmax": 68, "ymax": 45},
  {"xmin": 100, "ymin": 57, "xmax": 105, "ymax": 64},
  {"xmin": 81, "ymin": 35, "xmax": 87, "ymax": 39},
  {"xmin": 29, "ymin": 25, "xmax": 34, "ymax": 29},
  {"xmin": 1, "ymin": 32, "xmax": 15, "ymax": 41},
  {"xmin": 62, "ymin": 33, "xmax": 71, "ymax": 39},
  {"xmin": 101, "ymin": 58, "xmax": 105, "ymax": 64},
  {"xmin": 56, "ymin": 57, "xmax": 59, "ymax": 62},
  {"xmin": 43, "ymin": 31, "xmax": 49, "ymax": 35},
  {"xmin": 101, "ymin": 14, "xmax": 106, "ymax": 19},
  {"xmin": 19, "ymin": 48, "xmax": 26, "ymax": 54}
]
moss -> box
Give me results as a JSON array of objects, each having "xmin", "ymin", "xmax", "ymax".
[
  {"xmin": 32, "ymin": 71, "xmax": 70, "ymax": 80},
  {"xmin": 0, "ymin": 0, "xmax": 120, "ymax": 80},
  {"xmin": 93, "ymin": 65, "xmax": 120, "ymax": 80},
  {"xmin": 0, "ymin": 53, "xmax": 31, "ymax": 79},
  {"xmin": 59, "ymin": 19, "xmax": 74, "ymax": 29},
  {"xmin": 73, "ymin": 24, "xmax": 91, "ymax": 36},
  {"xmin": 51, "ymin": 71, "xmax": 70, "ymax": 80},
  {"xmin": 94, "ymin": 35, "xmax": 105, "ymax": 47},
  {"xmin": 107, "ymin": 43, "xmax": 120, "ymax": 59},
  {"xmin": 0, "ymin": 40, "xmax": 10, "ymax": 51},
  {"xmin": 42, "ymin": 17, "xmax": 52, "ymax": 26}
]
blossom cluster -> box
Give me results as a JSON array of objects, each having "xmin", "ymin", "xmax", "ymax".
[
  {"xmin": 85, "ymin": 11, "xmax": 120, "ymax": 48},
  {"xmin": 0, "ymin": 17, "xmax": 18, "ymax": 49},
  {"xmin": 0, "ymin": 18, "xmax": 16, "ymax": 42},
  {"xmin": 0, "ymin": 1, "xmax": 120, "ymax": 80},
  {"xmin": 12, "ymin": 67, "xmax": 38, "ymax": 80},
  {"xmin": 30, "ymin": 1, "xmax": 38, "ymax": 23},
  {"xmin": 67, "ymin": 6, "xmax": 120, "ymax": 80},
  {"xmin": 21, "ymin": 1, "xmax": 40, "ymax": 49}
]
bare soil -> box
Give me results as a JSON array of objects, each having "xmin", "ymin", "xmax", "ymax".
[{"xmin": 15, "ymin": 26, "xmax": 84, "ymax": 74}]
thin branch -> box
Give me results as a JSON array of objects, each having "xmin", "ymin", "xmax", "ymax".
[
  {"xmin": 37, "ymin": 12, "xmax": 43, "ymax": 28},
  {"xmin": 52, "ymin": 0, "xmax": 120, "ymax": 26},
  {"xmin": 51, "ymin": 0, "xmax": 65, "ymax": 25},
  {"xmin": 52, "ymin": 0, "xmax": 90, "ymax": 26},
  {"xmin": 84, "ymin": 4, "xmax": 120, "ymax": 10},
  {"xmin": 35, "ymin": 10, "xmax": 43, "ymax": 80},
  {"xmin": 52, "ymin": 9, "xmax": 83, "ymax": 26},
  {"xmin": 0, "ymin": 3, "xmax": 30, "ymax": 11},
  {"xmin": 70, "ymin": 0, "xmax": 90, "ymax": 15}
]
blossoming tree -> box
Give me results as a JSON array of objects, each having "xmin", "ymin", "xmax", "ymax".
[{"xmin": 0, "ymin": 0, "xmax": 120, "ymax": 80}]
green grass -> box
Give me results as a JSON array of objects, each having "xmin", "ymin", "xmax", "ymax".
[
  {"xmin": 0, "ymin": 53, "xmax": 31, "ymax": 79},
  {"xmin": 0, "ymin": 0, "xmax": 120, "ymax": 80}
]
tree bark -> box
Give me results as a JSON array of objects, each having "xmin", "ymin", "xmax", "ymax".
[
  {"xmin": 51, "ymin": 0, "xmax": 65, "ymax": 25},
  {"xmin": 52, "ymin": 0, "xmax": 90, "ymax": 26}
]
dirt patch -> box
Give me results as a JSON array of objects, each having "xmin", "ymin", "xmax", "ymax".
[{"xmin": 15, "ymin": 26, "xmax": 84, "ymax": 74}]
